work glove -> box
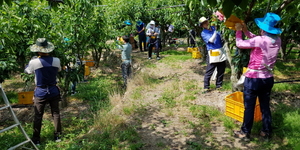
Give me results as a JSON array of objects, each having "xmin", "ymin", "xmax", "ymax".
[{"xmin": 235, "ymin": 23, "xmax": 243, "ymax": 31}]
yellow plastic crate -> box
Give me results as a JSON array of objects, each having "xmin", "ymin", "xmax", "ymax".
[
  {"xmin": 192, "ymin": 51, "xmax": 202, "ymax": 59},
  {"xmin": 243, "ymin": 67, "xmax": 247, "ymax": 74},
  {"xmin": 18, "ymin": 91, "xmax": 34, "ymax": 105},
  {"xmin": 225, "ymin": 91, "xmax": 262, "ymax": 122},
  {"xmin": 187, "ymin": 47, "xmax": 193, "ymax": 52},
  {"xmin": 84, "ymin": 65, "xmax": 90, "ymax": 76}
]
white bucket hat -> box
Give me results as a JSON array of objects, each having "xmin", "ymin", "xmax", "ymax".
[
  {"xmin": 199, "ymin": 17, "xmax": 208, "ymax": 25},
  {"xmin": 149, "ymin": 20, "xmax": 155, "ymax": 25},
  {"xmin": 30, "ymin": 38, "xmax": 55, "ymax": 53}
]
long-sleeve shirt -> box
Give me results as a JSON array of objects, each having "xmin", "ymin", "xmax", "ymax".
[
  {"xmin": 201, "ymin": 26, "xmax": 223, "ymax": 50},
  {"xmin": 136, "ymin": 23, "xmax": 146, "ymax": 35},
  {"xmin": 117, "ymin": 42, "xmax": 132, "ymax": 64},
  {"xmin": 25, "ymin": 56, "xmax": 61, "ymax": 98},
  {"xmin": 146, "ymin": 27, "xmax": 160, "ymax": 37},
  {"xmin": 236, "ymin": 30, "xmax": 281, "ymax": 78}
]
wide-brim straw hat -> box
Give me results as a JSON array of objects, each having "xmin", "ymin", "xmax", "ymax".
[
  {"xmin": 30, "ymin": 38, "xmax": 55, "ymax": 53},
  {"xmin": 255, "ymin": 12, "xmax": 282, "ymax": 34}
]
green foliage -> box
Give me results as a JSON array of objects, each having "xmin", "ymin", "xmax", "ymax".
[{"xmin": 231, "ymin": 49, "xmax": 250, "ymax": 76}]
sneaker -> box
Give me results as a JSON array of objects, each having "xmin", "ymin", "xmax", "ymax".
[
  {"xmin": 202, "ymin": 89, "xmax": 210, "ymax": 94},
  {"xmin": 234, "ymin": 130, "xmax": 250, "ymax": 141},
  {"xmin": 157, "ymin": 57, "xmax": 160, "ymax": 60},
  {"xmin": 216, "ymin": 87, "xmax": 223, "ymax": 90},
  {"xmin": 54, "ymin": 135, "xmax": 61, "ymax": 142},
  {"xmin": 148, "ymin": 57, "xmax": 152, "ymax": 60},
  {"xmin": 260, "ymin": 131, "xmax": 271, "ymax": 140}
]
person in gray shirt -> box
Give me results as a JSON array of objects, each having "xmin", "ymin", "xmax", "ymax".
[{"xmin": 117, "ymin": 35, "xmax": 132, "ymax": 88}]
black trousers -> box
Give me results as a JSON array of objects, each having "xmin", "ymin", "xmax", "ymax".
[
  {"xmin": 204, "ymin": 55, "xmax": 226, "ymax": 89},
  {"xmin": 148, "ymin": 38, "xmax": 160, "ymax": 58},
  {"xmin": 32, "ymin": 95, "xmax": 62, "ymax": 141}
]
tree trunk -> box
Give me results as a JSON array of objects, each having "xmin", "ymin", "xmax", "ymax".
[{"xmin": 224, "ymin": 42, "xmax": 238, "ymax": 91}]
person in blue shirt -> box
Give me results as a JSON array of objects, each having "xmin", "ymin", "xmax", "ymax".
[
  {"xmin": 25, "ymin": 38, "xmax": 62, "ymax": 145},
  {"xmin": 199, "ymin": 17, "xmax": 226, "ymax": 93},
  {"xmin": 136, "ymin": 21, "xmax": 147, "ymax": 52}
]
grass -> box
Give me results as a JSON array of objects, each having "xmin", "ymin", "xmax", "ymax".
[
  {"xmin": 0, "ymin": 75, "xmax": 144, "ymax": 150},
  {"xmin": 3, "ymin": 91, "xmax": 18, "ymax": 104},
  {"xmin": 159, "ymin": 50, "xmax": 191, "ymax": 69},
  {"xmin": 131, "ymin": 86, "xmax": 144, "ymax": 100},
  {"xmin": 272, "ymin": 82, "xmax": 300, "ymax": 93}
]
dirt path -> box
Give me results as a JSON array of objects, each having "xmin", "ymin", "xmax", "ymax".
[{"xmin": 110, "ymin": 48, "xmax": 257, "ymax": 149}]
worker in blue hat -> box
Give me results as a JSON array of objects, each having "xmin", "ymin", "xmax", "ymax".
[
  {"xmin": 234, "ymin": 12, "xmax": 282, "ymax": 140},
  {"xmin": 136, "ymin": 20, "xmax": 146, "ymax": 52}
]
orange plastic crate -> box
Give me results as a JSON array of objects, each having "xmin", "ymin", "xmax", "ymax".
[
  {"xmin": 84, "ymin": 60, "xmax": 95, "ymax": 67},
  {"xmin": 18, "ymin": 91, "xmax": 34, "ymax": 105},
  {"xmin": 225, "ymin": 91, "xmax": 262, "ymax": 122}
]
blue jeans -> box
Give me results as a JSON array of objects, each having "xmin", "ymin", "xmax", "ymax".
[{"xmin": 241, "ymin": 77, "xmax": 274, "ymax": 134}]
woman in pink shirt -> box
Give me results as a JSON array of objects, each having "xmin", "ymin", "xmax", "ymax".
[{"xmin": 234, "ymin": 13, "xmax": 282, "ymax": 140}]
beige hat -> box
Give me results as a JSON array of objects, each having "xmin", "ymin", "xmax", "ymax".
[
  {"xmin": 30, "ymin": 38, "xmax": 55, "ymax": 53},
  {"xmin": 199, "ymin": 17, "xmax": 208, "ymax": 25}
]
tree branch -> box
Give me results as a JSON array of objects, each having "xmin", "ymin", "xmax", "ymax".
[
  {"xmin": 275, "ymin": 0, "xmax": 294, "ymax": 14},
  {"xmin": 244, "ymin": 0, "xmax": 256, "ymax": 23}
]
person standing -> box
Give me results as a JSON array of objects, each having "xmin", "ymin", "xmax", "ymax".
[
  {"xmin": 136, "ymin": 21, "xmax": 147, "ymax": 52},
  {"xmin": 234, "ymin": 13, "xmax": 282, "ymax": 140},
  {"xmin": 199, "ymin": 17, "xmax": 226, "ymax": 93},
  {"xmin": 189, "ymin": 29, "xmax": 196, "ymax": 47},
  {"xmin": 146, "ymin": 20, "xmax": 160, "ymax": 60},
  {"xmin": 165, "ymin": 24, "xmax": 174, "ymax": 45},
  {"xmin": 25, "ymin": 38, "xmax": 62, "ymax": 145},
  {"xmin": 155, "ymin": 22, "xmax": 162, "ymax": 52},
  {"xmin": 117, "ymin": 36, "xmax": 132, "ymax": 87}
]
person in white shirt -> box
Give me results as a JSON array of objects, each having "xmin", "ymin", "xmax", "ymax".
[{"xmin": 146, "ymin": 21, "xmax": 160, "ymax": 60}]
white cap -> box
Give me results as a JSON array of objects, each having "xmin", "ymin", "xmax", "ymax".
[
  {"xmin": 199, "ymin": 17, "xmax": 208, "ymax": 24},
  {"xmin": 150, "ymin": 20, "xmax": 155, "ymax": 25}
]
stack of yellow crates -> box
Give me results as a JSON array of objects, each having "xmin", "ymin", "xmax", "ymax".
[
  {"xmin": 187, "ymin": 47, "xmax": 193, "ymax": 53},
  {"xmin": 192, "ymin": 47, "xmax": 202, "ymax": 59}
]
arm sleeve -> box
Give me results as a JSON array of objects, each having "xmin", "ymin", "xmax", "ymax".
[
  {"xmin": 208, "ymin": 31, "xmax": 218, "ymax": 43},
  {"xmin": 236, "ymin": 30, "xmax": 260, "ymax": 49},
  {"xmin": 201, "ymin": 32, "xmax": 210, "ymax": 44},
  {"xmin": 117, "ymin": 44, "xmax": 125, "ymax": 51},
  {"xmin": 57, "ymin": 59, "xmax": 61, "ymax": 72},
  {"xmin": 244, "ymin": 30, "xmax": 256, "ymax": 38},
  {"xmin": 24, "ymin": 61, "xmax": 33, "ymax": 74},
  {"xmin": 146, "ymin": 29, "xmax": 151, "ymax": 36}
]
